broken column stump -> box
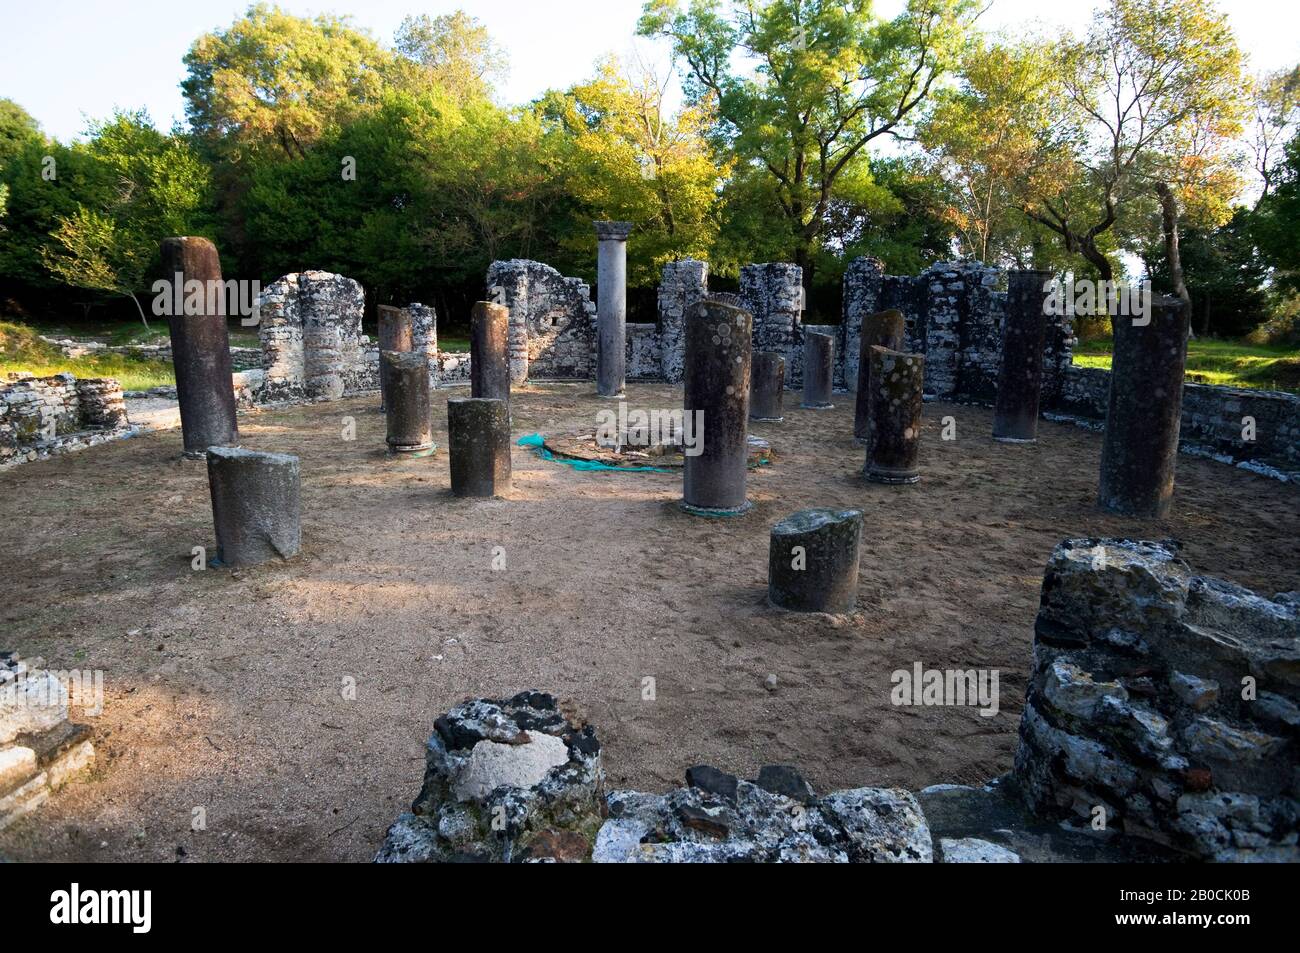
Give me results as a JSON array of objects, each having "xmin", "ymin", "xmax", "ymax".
[
  {"xmin": 161, "ymin": 236, "xmax": 239, "ymax": 458},
  {"xmin": 1097, "ymin": 295, "xmax": 1191, "ymax": 518},
  {"xmin": 377, "ymin": 304, "xmax": 414, "ymax": 411},
  {"xmin": 801, "ymin": 331, "xmax": 835, "ymax": 409},
  {"xmin": 382, "ymin": 351, "xmax": 434, "ymax": 455},
  {"xmin": 206, "ymin": 447, "xmax": 301, "ymax": 567},
  {"xmin": 448, "ymin": 397, "xmax": 511, "ymax": 497},
  {"xmin": 470, "ymin": 301, "xmax": 511, "ymax": 404},
  {"xmin": 854, "ymin": 309, "xmax": 905, "ymax": 441},
  {"xmin": 750, "ymin": 351, "xmax": 786, "ymax": 422},
  {"xmin": 768, "ymin": 508, "xmax": 864, "ymax": 613},
  {"xmin": 863, "ymin": 346, "xmax": 925, "ymax": 485},
  {"xmin": 682, "ymin": 297, "xmax": 752, "ymax": 516},
  {"xmin": 992, "ymin": 270, "xmax": 1053, "ymax": 443}
]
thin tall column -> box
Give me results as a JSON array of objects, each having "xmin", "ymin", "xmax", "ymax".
[
  {"xmin": 993, "ymin": 270, "xmax": 1053, "ymax": 442},
  {"xmin": 377, "ymin": 304, "xmax": 414, "ymax": 410},
  {"xmin": 801, "ymin": 332, "xmax": 834, "ymax": 409},
  {"xmin": 448, "ymin": 397, "xmax": 511, "ymax": 497},
  {"xmin": 383, "ymin": 351, "xmax": 434, "ymax": 455},
  {"xmin": 206, "ymin": 447, "xmax": 300, "ymax": 567},
  {"xmin": 1098, "ymin": 295, "xmax": 1190, "ymax": 517},
  {"xmin": 750, "ymin": 351, "xmax": 785, "ymax": 422},
  {"xmin": 595, "ymin": 221, "xmax": 632, "ymax": 398},
  {"xmin": 682, "ymin": 297, "xmax": 752, "ymax": 516},
  {"xmin": 768, "ymin": 508, "xmax": 863, "ymax": 613},
  {"xmin": 161, "ymin": 237, "xmax": 238, "ymax": 457},
  {"xmin": 854, "ymin": 310, "xmax": 905, "ymax": 441},
  {"xmin": 863, "ymin": 346, "xmax": 925, "ymax": 485},
  {"xmin": 470, "ymin": 301, "xmax": 511, "ymax": 403}
]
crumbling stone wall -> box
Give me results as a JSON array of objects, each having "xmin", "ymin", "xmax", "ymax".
[
  {"xmin": 741, "ymin": 263, "xmax": 804, "ymax": 385},
  {"xmin": 626, "ymin": 324, "xmax": 662, "ymax": 381},
  {"xmin": 256, "ymin": 271, "xmax": 368, "ymax": 402},
  {"xmin": 486, "ymin": 260, "xmax": 597, "ymax": 382},
  {"xmin": 1, "ymin": 373, "xmax": 129, "ymax": 469},
  {"xmin": 1015, "ymin": 538, "xmax": 1299, "ymax": 861},
  {"xmin": 657, "ymin": 260, "xmax": 708, "ymax": 383}
]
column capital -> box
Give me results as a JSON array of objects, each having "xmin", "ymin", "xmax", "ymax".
[{"xmin": 594, "ymin": 221, "xmax": 634, "ymax": 242}]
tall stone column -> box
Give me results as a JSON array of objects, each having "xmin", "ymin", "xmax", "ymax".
[
  {"xmin": 206, "ymin": 447, "xmax": 301, "ymax": 567},
  {"xmin": 161, "ymin": 236, "xmax": 239, "ymax": 458},
  {"xmin": 470, "ymin": 301, "xmax": 511, "ymax": 403},
  {"xmin": 750, "ymin": 351, "xmax": 785, "ymax": 422},
  {"xmin": 382, "ymin": 351, "xmax": 434, "ymax": 455},
  {"xmin": 1098, "ymin": 295, "xmax": 1190, "ymax": 517},
  {"xmin": 853, "ymin": 310, "xmax": 905, "ymax": 441},
  {"xmin": 377, "ymin": 305, "xmax": 414, "ymax": 410},
  {"xmin": 682, "ymin": 297, "xmax": 752, "ymax": 516},
  {"xmin": 801, "ymin": 331, "xmax": 835, "ymax": 409},
  {"xmin": 768, "ymin": 508, "xmax": 863, "ymax": 613},
  {"xmin": 448, "ymin": 397, "xmax": 511, "ymax": 497},
  {"xmin": 863, "ymin": 346, "xmax": 925, "ymax": 485},
  {"xmin": 594, "ymin": 221, "xmax": 633, "ymax": 397},
  {"xmin": 992, "ymin": 270, "xmax": 1053, "ymax": 442}
]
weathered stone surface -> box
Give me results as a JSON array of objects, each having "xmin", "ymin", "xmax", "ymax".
[
  {"xmin": 992, "ymin": 269, "xmax": 1052, "ymax": 442},
  {"xmin": 206, "ymin": 447, "xmax": 301, "ymax": 567},
  {"xmin": 595, "ymin": 222, "xmax": 632, "ymax": 397},
  {"xmin": 939, "ymin": 837, "xmax": 1021, "ymax": 863},
  {"xmin": 853, "ymin": 310, "xmax": 905, "ymax": 440},
  {"xmin": 657, "ymin": 260, "xmax": 707, "ymax": 383},
  {"xmin": 0, "ymin": 670, "xmax": 67, "ymax": 745},
  {"xmin": 750, "ymin": 351, "xmax": 785, "ymax": 421},
  {"xmin": 447, "ymin": 397, "xmax": 511, "ymax": 497},
  {"xmin": 1098, "ymin": 295, "xmax": 1191, "ymax": 517},
  {"xmin": 800, "ymin": 332, "xmax": 835, "ymax": 409},
  {"xmin": 818, "ymin": 788, "xmax": 933, "ymax": 862},
  {"xmin": 377, "ymin": 304, "xmax": 413, "ymax": 410},
  {"xmin": 381, "ymin": 351, "xmax": 433, "ymax": 453},
  {"xmin": 768, "ymin": 507, "xmax": 863, "ymax": 613},
  {"xmin": 452, "ymin": 733, "xmax": 571, "ymax": 801},
  {"xmin": 470, "ymin": 301, "xmax": 510, "ymax": 403},
  {"xmin": 682, "ymin": 298, "xmax": 752, "ymax": 516},
  {"xmin": 256, "ymin": 271, "xmax": 367, "ymax": 402},
  {"xmin": 486, "ymin": 260, "xmax": 596, "ymax": 383},
  {"xmin": 863, "ymin": 346, "xmax": 925, "ymax": 484}
]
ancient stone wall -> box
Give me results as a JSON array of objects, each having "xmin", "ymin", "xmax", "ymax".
[
  {"xmin": 740, "ymin": 263, "xmax": 804, "ymax": 385},
  {"xmin": 1, "ymin": 373, "xmax": 130, "ymax": 470},
  {"xmin": 486, "ymin": 260, "xmax": 597, "ymax": 382},
  {"xmin": 256, "ymin": 271, "xmax": 368, "ymax": 402},
  {"xmin": 657, "ymin": 260, "xmax": 708, "ymax": 383}
]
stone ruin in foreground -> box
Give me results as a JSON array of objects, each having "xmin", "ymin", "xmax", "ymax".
[{"xmin": 376, "ymin": 538, "xmax": 1299, "ymax": 863}]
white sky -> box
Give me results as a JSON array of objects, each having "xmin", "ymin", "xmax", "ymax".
[{"xmin": 0, "ymin": 0, "xmax": 1297, "ymax": 141}]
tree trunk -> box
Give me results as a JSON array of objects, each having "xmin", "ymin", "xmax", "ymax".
[{"xmin": 1155, "ymin": 182, "xmax": 1191, "ymax": 307}]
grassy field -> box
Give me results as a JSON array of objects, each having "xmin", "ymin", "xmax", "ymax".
[
  {"xmin": 0, "ymin": 321, "xmax": 176, "ymax": 391},
  {"xmin": 1073, "ymin": 337, "xmax": 1300, "ymax": 394}
]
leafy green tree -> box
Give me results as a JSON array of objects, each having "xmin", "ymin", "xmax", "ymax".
[
  {"xmin": 1254, "ymin": 134, "xmax": 1300, "ymax": 295},
  {"xmin": 392, "ymin": 11, "xmax": 506, "ymax": 103}
]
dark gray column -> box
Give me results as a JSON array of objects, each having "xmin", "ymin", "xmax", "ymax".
[
  {"xmin": 161, "ymin": 237, "xmax": 238, "ymax": 458},
  {"xmin": 595, "ymin": 221, "xmax": 633, "ymax": 398},
  {"xmin": 750, "ymin": 351, "xmax": 785, "ymax": 422},
  {"xmin": 470, "ymin": 301, "xmax": 511, "ymax": 403},
  {"xmin": 768, "ymin": 508, "xmax": 863, "ymax": 613},
  {"xmin": 801, "ymin": 331, "xmax": 834, "ymax": 409},
  {"xmin": 377, "ymin": 304, "xmax": 414, "ymax": 411},
  {"xmin": 993, "ymin": 270, "xmax": 1053, "ymax": 442},
  {"xmin": 1098, "ymin": 294, "xmax": 1190, "ymax": 517},
  {"xmin": 206, "ymin": 447, "xmax": 300, "ymax": 567},
  {"xmin": 854, "ymin": 309, "xmax": 905, "ymax": 441},
  {"xmin": 682, "ymin": 297, "xmax": 752, "ymax": 516},
  {"xmin": 448, "ymin": 397, "xmax": 511, "ymax": 497},
  {"xmin": 863, "ymin": 346, "xmax": 925, "ymax": 484},
  {"xmin": 383, "ymin": 351, "xmax": 434, "ymax": 455}
]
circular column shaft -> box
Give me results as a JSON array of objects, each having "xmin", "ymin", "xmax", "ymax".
[
  {"xmin": 801, "ymin": 332, "xmax": 835, "ymax": 409},
  {"xmin": 682, "ymin": 298, "xmax": 752, "ymax": 516},
  {"xmin": 853, "ymin": 310, "xmax": 905, "ymax": 441},
  {"xmin": 863, "ymin": 345, "xmax": 925, "ymax": 485},
  {"xmin": 470, "ymin": 301, "xmax": 511, "ymax": 403},
  {"xmin": 448, "ymin": 397, "xmax": 511, "ymax": 497},
  {"xmin": 206, "ymin": 447, "xmax": 301, "ymax": 567},
  {"xmin": 1098, "ymin": 294, "xmax": 1190, "ymax": 518},
  {"xmin": 382, "ymin": 351, "xmax": 434, "ymax": 454},
  {"xmin": 377, "ymin": 304, "xmax": 414, "ymax": 411},
  {"xmin": 595, "ymin": 221, "xmax": 633, "ymax": 398},
  {"xmin": 992, "ymin": 270, "xmax": 1053, "ymax": 442},
  {"xmin": 161, "ymin": 237, "xmax": 239, "ymax": 457},
  {"xmin": 750, "ymin": 351, "xmax": 786, "ymax": 422},
  {"xmin": 768, "ymin": 508, "xmax": 863, "ymax": 613}
]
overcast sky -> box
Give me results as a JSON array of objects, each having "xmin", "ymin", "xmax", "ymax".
[{"xmin": 2, "ymin": 0, "xmax": 1297, "ymax": 142}]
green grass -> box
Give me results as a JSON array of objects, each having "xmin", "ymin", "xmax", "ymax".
[
  {"xmin": 1073, "ymin": 337, "xmax": 1300, "ymax": 394},
  {"xmin": 0, "ymin": 321, "xmax": 175, "ymax": 391}
]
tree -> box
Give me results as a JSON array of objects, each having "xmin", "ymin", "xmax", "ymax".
[
  {"xmin": 1250, "ymin": 66, "xmax": 1300, "ymax": 202},
  {"xmin": 0, "ymin": 99, "xmax": 42, "ymax": 169},
  {"xmin": 1254, "ymin": 133, "xmax": 1300, "ymax": 295},
  {"xmin": 639, "ymin": 0, "xmax": 975, "ymax": 286},
  {"xmin": 392, "ymin": 11, "xmax": 507, "ymax": 103}
]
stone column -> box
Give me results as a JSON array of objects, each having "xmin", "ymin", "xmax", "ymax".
[
  {"xmin": 377, "ymin": 305, "xmax": 414, "ymax": 410},
  {"xmin": 853, "ymin": 310, "xmax": 905, "ymax": 441},
  {"xmin": 1098, "ymin": 295, "xmax": 1190, "ymax": 517},
  {"xmin": 595, "ymin": 221, "xmax": 633, "ymax": 397},
  {"xmin": 863, "ymin": 346, "xmax": 925, "ymax": 484},
  {"xmin": 750, "ymin": 351, "xmax": 785, "ymax": 422},
  {"xmin": 448, "ymin": 397, "xmax": 511, "ymax": 497},
  {"xmin": 993, "ymin": 270, "xmax": 1053, "ymax": 442},
  {"xmin": 206, "ymin": 447, "xmax": 301, "ymax": 567},
  {"xmin": 161, "ymin": 237, "xmax": 239, "ymax": 458},
  {"xmin": 768, "ymin": 508, "xmax": 863, "ymax": 613},
  {"xmin": 470, "ymin": 301, "xmax": 511, "ymax": 403},
  {"xmin": 383, "ymin": 351, "xmax": 434, "ymax": 455},
  {"xmin": 801, "ymin": 331, "xmax": 835, "ymax": 409},
  {"xmin": 682, "ymin": 297, "xmax": 752, "ymax": 516}
]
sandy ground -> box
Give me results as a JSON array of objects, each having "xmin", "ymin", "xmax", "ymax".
[{"xmin": 0, "ymin": 382, "xmax": 1297, "ymax": 862}]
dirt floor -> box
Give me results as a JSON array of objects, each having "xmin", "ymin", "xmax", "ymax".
[{"xmin": 1, "ymin": 382, "xmax": 1297, "ymax": 861}]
